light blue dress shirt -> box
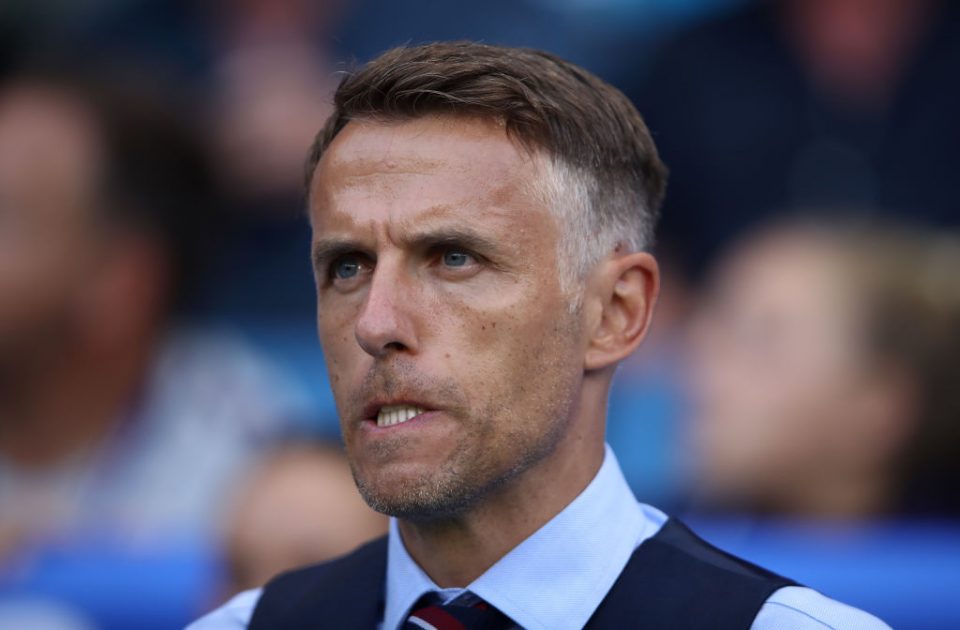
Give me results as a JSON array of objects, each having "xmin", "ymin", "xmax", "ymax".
[{"xmin": 188, "ymin": 446, "xmax": 890, "ymax": 630}]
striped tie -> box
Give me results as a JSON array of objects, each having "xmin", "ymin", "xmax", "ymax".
[{"xmin": 402, "ymin": 592, "xmax": 512, "ymax": 630}]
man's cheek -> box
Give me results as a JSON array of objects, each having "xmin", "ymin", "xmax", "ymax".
[{"xmin": 320, "ymin": 341, "xmax": 362, "ymax": 413}]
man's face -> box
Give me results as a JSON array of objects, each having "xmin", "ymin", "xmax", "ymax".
[{"xmin": 309, "ymin": 115, "xmax": 586, "ymax": 520}]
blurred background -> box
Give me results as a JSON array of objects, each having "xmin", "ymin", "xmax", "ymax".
[{"xmin": 0, "ymin": 0, "xmax": 957, "ymax": 628}]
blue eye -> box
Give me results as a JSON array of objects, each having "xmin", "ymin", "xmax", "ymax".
[
  {"xmin": 442, "ymin": 249, "xmax": 472, "ymax": 267},
  {"xmin": 332, "ymin": 256, "xmax": 361, "ymax": 279}
]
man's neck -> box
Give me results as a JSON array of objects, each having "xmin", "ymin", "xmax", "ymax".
[{"xmin": 396, "ymin": 418, "xmax": 606, "ymax": 587}]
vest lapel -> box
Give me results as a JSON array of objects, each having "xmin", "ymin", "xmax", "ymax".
[
  {"xmin": 585, "ymin": 519, "xmax": 795, "ymax": 629},
  {"xmin": 250, "ymin": 536, "xmax": 388, "ymax": 629}
]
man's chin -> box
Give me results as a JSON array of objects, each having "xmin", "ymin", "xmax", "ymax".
[{"xmin": 353, "ymin": 471, "xmax": 476, "ymax": 522}]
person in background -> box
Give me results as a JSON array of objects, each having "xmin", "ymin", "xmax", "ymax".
[
  {"xmin": 629, "ymin": 0, "xmax": 960, "ymax": 283},
  {"xmin": 196, "ymin": 0, "xmax": 345, "ymax": 323},
  {"xmin": 0, "ymin": 68, "xmax": 308, "ymax": 629},
  {"xmin": 223, "ymin": 441, "xmax": 387, "ymax": 596},
  {"xmin": 688, "ymin": 218, "xmax": 960, "ymax": 518}
]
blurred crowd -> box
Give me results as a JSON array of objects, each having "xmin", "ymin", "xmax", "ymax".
[{"xmin": 0, "ymin": 0, "xmax": 957, "ymax": 628}]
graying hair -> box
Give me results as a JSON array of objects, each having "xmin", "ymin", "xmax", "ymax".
[
  {"xmin": 533, "ymin": 156, "xmax": 654, "ymax": 301},
  {"xmin": 307, "ymin": 41, "xmax": 667, "ymax": 298}
]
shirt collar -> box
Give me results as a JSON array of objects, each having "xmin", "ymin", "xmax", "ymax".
[{"xmin": 383, "ymin": 444, "xmax": 666, "ymax": 630}]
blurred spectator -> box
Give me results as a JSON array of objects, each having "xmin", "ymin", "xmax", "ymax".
[
  {"xmin": 0, "ymin": 68, "xmax": 309, "ymax": 629},
  {"xmin": 628, "ymin": 0, "xmax": 960, "ymax": 281},
  {"xmin": 192, "ymin": 0, "xmax": 344, "ymax": 323},
  {"xmin": 222, "ymin": 442, "xmax": 386, "ymax": 597},
  {"xmin": 687, "ymin": 218, "xmax": 960, "ymax": 518},
  {"xmin": 203, "ymin": 0, "xmax": 343, "ymax": 207}
]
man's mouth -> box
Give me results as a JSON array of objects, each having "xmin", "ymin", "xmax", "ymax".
[{"xmin": 375, "ymin": 404, "xmax": 427, "ymax": 428}]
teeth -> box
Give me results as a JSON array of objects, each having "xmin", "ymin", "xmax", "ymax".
[{"xmin": 376, "ymin": 404, "xmax": 426, "ymax": 427}]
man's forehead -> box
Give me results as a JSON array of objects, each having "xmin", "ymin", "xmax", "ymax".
[
  {"xmin": 312, "ymin": 201, "xmax": 529, "ymax": 245},
  {"xmin": 312, "ymin": 116, "xmax": 533, "ymax": 185},
  {"xmin": 308, "ymin": 116, "xmax": 550, "ymax": 233}
]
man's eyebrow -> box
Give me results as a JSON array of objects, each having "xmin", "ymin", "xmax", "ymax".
[
  {"xmin": 310, "ymin": 227, "xmax": 504, "ymax": 271},
  {"xmin": 404, "ymin": 227, "xmax": 501, "ymax": 255},
  {"xmin": 311, "ymin": 238, "xmax": 367, "ymax": 271}
]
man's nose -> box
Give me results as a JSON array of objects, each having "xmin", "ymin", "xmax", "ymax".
[{"xmin": 354, "ymin": 263, "xmax": 419, "ymax": 358}]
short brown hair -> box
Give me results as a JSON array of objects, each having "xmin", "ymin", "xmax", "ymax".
[{"xmin": 306, "ymin": 41, "xmax": 667, "ymax": 276}]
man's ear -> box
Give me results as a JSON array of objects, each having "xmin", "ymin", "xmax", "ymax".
[{"xmin": 583, "ymin": 251, "xmax": 659, "ymax": 371}]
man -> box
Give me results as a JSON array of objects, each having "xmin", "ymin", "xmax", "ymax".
[{"xmin": 191, "ymin": 42, "xmax": 887, "ymax": 629}]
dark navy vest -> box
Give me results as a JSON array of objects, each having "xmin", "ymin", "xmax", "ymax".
[{"xmin": 250, "ymin": 518, "xmax": 796, "ymax": 629}]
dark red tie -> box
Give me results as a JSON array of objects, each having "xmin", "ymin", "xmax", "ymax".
[{"xmin": 402, "ymin": 593, "xmax": 513, "ymax": 630}]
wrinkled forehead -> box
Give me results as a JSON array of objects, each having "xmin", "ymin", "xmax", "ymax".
[{"xmin": 307, "ymin": 116, "xmax": 554, "ymax": 232}]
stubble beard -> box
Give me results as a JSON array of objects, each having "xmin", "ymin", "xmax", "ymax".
[
  {"xmin": 349, "ymin": 394, "xmax": 574, "ymax": 523},
  {"xmin": 347, "ymin": 395, "xmax": 513, "ymax": 522},
  {"xmin": 346, "ymin": 315, "xmax": 582, "ymax": 524}
]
